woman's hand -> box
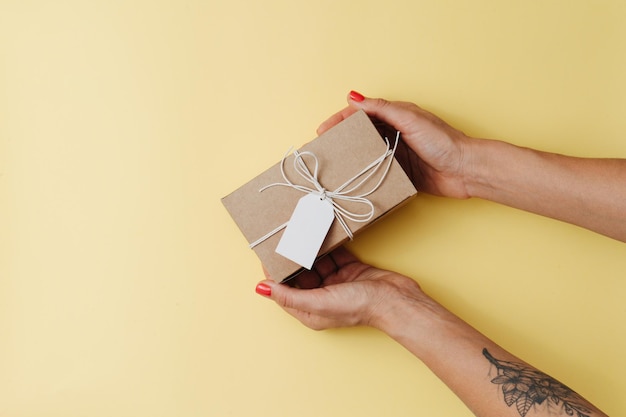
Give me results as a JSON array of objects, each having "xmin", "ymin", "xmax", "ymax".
[
  {"xmin": 319, "ymin": 91, "xmax": 626, "ymax": 241},
  {"xmin": 318, "ymin": 91, "xmax": 474, "ymax": 199},
  {"xmin": 255, "ymin": 247, "xmax": 429, "ymax": 333},
  {"xmin": 254, "ymin": 248, "xmax": 609, "ymax": 417}
]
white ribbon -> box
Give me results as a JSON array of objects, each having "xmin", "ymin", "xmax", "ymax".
[{"xmin": 248, "ymin": 132, "xmax": 400, "ymax": 249}]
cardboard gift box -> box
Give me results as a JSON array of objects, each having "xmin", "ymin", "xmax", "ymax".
[{"xmin": 221, "ymin": 110, "xmax": 417, "ymax": 282}]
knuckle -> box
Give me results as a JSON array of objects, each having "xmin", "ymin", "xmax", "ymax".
[{"xmin": 373, "ymin": 97, "xmax": 390, "ymax": 109}]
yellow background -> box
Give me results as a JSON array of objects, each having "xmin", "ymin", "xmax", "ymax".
[{"xmin": 2, "ymin": 1, "xmax": 625, "ymax": 416}]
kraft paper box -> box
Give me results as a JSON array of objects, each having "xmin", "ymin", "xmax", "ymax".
[{"xmin": 221, "ymin": 110, "xmax": 417, "ymax": 283}]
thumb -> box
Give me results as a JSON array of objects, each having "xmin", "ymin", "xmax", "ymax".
[
  {"xmin": 347, "ymin": 90, "xmax": 416, "ymax": 133},
  {"xmin": 255, "ymin": 280, "xmax": 324, "ymax": 313},
  {"xmin": 255, "ymin": 280, "xmax": 359, "ymax": 330}
]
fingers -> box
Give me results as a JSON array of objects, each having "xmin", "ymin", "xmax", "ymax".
[
  {"xmin": 318, "ymin": 91, "xmax": 425, "ymax": 140},
  {"xmin": 316, "ymin": 106, "xmax": 359, "ymax": 135},
  {"xmin": 289, "ymin": 247, "xmax": 360, "ymax": 289},
  {"xmin": 255, "ymin": 247, "xmax": 369, "ymax": 330},
  {"xmin": 290, "ymin": 270, "xmax": 322, "ymax": 289},
  {"xmin": 327, "ymin": 246, "xmax": 360, "ymax": 267},
  {"xmin": 347, "ymin": 91, "xmax": 423, "ymax": 133},
  {"xmin": 313, "ymin": 247, "xmax": 356, "ymax": 277}
]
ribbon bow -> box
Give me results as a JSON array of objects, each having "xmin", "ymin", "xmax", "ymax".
[{"xmin": 248, "ymin": 132, "xmax": 400, "ymax": 249}]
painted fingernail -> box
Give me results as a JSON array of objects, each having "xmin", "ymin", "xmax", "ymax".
[
  {"xmin": 349, "ymin": 90, "xmax": 365, "ymax": 102},
  {"xmin": 255, "ymin": 282, "xmax": 272, "ymax": 297}
]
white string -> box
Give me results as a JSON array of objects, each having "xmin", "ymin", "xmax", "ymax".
[
  {"xmin": 247, "ymin": 221, "xmax": 289, "ymax": 249},
  {"xmin": 250, "ymin": 132, "xmax": 400, "ymax": 248},
  {"xmin": 248, "ymin": 132, "xmax": 400, "ymax": 249}
]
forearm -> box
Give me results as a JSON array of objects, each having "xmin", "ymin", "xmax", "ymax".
[
  {"xmin": 464, "ymin": 138, "xmax": 626, "ymax": 242},
  {"xmin": 377, "ymin": 295, "xmax": 607, "ymax": 417}
]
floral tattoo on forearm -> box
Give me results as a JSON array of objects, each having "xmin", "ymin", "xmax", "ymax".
[{"xmin": 483, "ymin": 348, "xmax": 592, "ymax": 417}]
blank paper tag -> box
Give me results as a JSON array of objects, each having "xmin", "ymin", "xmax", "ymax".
[{"xmin": 275, "ymin": 193, "xmax": 335, "ymax": 269}]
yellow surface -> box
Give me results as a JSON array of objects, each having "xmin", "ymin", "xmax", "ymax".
[{"xmin": 1, "ymin": 1, "xmax": 625, "ymax": 416}]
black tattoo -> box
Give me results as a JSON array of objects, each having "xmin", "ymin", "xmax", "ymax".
[{"xmin": 483, "ymin": 348, "xmax": 592, "ymax": 417}]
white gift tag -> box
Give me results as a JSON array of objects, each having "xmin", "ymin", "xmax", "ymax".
[{"xmin": 275, "ymin": 193, "xmax": 335, "ymax": 269}]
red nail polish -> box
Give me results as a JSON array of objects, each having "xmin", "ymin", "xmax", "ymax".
[
  {"xmin": 256, "ymin": 283, "xmax": 272, "ymax": 296},
  {"xmin": 349, "ymin": 90, "xmax": 365, "ymax": 102}
]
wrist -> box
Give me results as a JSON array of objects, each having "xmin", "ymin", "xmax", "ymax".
[
  {"xmin": 461, "ymin": 137, "xmax": 518, "ymax": 200},
  {"xmin": 374, "ymin": 286, "xmax": 491, "ymax": 367},
  {"xmin": 371, "ymin": 285, "xmax": 451, "ymax": 354}
]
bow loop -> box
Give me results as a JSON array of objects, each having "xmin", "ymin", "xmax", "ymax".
[{"xmin": 249, "ymin": 132, "xmax": 400, "ymax": 249}]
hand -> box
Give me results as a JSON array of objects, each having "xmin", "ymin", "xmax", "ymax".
[
  {"xmin": 255, "ymin": 254, "xmax": 609, "ymax": 417},
  {"xmin": 318, "ymin": 91, "xmax": 474, "ymax": 199},
  {"xmin": 255, "ymin": 247, "xmax": 428, "ymax": 332}
]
